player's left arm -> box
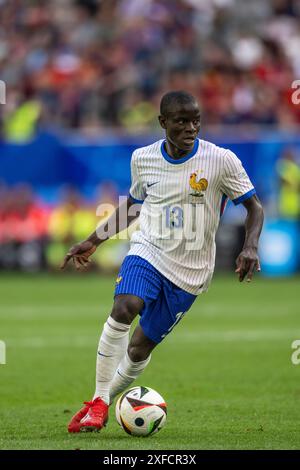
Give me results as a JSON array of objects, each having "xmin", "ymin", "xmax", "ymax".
[{"xmin": 235, "ymin": 194, "xmax": 264, "ymax": 282}]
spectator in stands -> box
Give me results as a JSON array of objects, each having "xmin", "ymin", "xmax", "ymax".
[
  {"xmin": 277, "ymin": 148, "xmax": 300, "ymax": 220},
  {"xmin": 1, "ymin": 0, "xmax": 300, "ymax": 136}
]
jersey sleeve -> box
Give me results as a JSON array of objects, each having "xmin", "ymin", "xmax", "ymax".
[
  {"xmin": 220, "ymin": 150, "xmax": 256, "ymax": 205},
  {"xmin": 129, "ymin": 151, "xmax": 146, "ymax": 204}
]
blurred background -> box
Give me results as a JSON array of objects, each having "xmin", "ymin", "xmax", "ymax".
[{"xmin": 0, "ymin": 0, "xmax": 300, "ymax": 275}]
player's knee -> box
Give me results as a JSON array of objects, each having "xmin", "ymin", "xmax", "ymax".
[{"xmin": 111, "ymin": 297, "xmax": 142, "ymax": 325}]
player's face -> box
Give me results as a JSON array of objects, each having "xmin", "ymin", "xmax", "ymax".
[{"xmin": 159, "ymin": 102, "xmax": 201, "ymax": 152}]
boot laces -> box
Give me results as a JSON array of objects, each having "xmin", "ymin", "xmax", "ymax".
[{"xmin": 83, "ymin": 398, "xmax": 107, "ymax": 418}]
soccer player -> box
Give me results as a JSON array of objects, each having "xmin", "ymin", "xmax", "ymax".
[{"xmin": 61, "ymin": 91, "xmax": 264, "ymax": 433}]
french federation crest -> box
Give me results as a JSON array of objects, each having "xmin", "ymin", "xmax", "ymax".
[{"xmin": 189, "ymin": 171, "xmax": 208, "ymax": 204}]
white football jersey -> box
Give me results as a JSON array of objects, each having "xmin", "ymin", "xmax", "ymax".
[{"xmin": 128, "ymin": 138, "xmax": 256, "ymax": 295}]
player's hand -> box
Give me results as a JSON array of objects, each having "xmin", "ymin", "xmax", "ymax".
[
  {"xmin": 60, "ymin": 240, "xmax": 97, "ymax": 271},
  {"xmin": 235, "ymin": 247, "xmax": 261, "ymax": 283}
]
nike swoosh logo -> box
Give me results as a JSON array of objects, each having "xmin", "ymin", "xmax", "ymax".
[
  {"xmin": 147, "ymin": 182, "xmax": 159, "ymax": 187},
  {"xmin": 80, "ymin": 413, "xmax": 92, "ymax": 423},
  {"xmin": 98, "ymin": 352, "xmax": 113, "ymax": 357}
]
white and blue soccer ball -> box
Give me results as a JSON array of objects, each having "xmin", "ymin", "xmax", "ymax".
[{"xmin": 115, "ymin": 386, "xmax": 167, "ymax": 437}]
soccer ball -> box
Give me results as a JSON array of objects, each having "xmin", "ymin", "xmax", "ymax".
[{"xmin": 115, "ymin": 386, "xmax": 167, "ymax": 437}]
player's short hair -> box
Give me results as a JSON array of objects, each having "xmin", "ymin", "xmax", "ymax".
[{"xmin": 160, "ymin": 91, "xmax": 198, "ymax": 116}]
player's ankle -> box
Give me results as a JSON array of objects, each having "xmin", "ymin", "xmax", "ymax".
[{"xmin": 93, "ymin": 394, "xmax": 110, "ymax": 406}]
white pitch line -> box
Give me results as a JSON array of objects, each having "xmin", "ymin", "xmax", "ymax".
[
  {"xmin": 191, "ymin": 304, "xmax": 299, "ymax": 317},
  {"xmin": 173, "ymin": 329, "xmax": 298, "ymax": 342},
  {"xmin": 5, "ymin": 336, "xmax": 98, "ymax": 348},
  {"xmin": 1, "ymin": 303, "xmax": 297, "ymax": 320},
  {"xmin": 4, "ymin": 328, "xmax": 298, "ymax": 348},
  {"xmin": 0, "ymin": 305, "xmax": 111, "ymax": 319}
]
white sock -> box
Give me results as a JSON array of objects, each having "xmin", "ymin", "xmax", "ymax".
[
  {"xmin": 93, "ymin": 316, "xmax": 130, "ymax": 404},
  {"xmin": 109, "ymin": 351, "xmax": 151, "ymax": 404}
]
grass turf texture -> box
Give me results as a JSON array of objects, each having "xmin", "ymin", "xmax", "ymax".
[{"xmin": 0, "ymin": 273, "xmax": 299, "ymax": 450}]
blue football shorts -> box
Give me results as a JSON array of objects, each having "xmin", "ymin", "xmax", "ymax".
[{"xmin": 114, "ymin": 255, "xmax": 197, "ymax": 344}]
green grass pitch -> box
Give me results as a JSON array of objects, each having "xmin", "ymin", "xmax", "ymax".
[{"xmin": 0, "ymin": 273, "xmax": 299, "ymax": 450}]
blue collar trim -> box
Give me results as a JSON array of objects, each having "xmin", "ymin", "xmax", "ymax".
[{"xmin": 161, "ymin": 139, "xmax": 199, "ymax": 164}]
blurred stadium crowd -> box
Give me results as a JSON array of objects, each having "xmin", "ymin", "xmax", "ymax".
[
  {"xmin": 1, "ymin": 0, "xmax": 300, "ymax": 139},
  {"xmin": 1, "ymin": 0, "xmax": 300, "ymax": 273},
  {"xmin": 0, "ymin": 182, "xmax": 130, "ymax": 271}
]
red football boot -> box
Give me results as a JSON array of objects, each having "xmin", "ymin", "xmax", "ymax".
[
  {"xmin": 68, "ymin": 397, "xmax": 109, "ymax": 433},
  {"xmin": 68, "ymin": 401, "xmax": 92, "ymax": 433},
  {"xmin": 78, "ymin": 397, "xmax": 109, "ymax": 432}
]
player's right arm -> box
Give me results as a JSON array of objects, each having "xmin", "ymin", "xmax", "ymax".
[{"xmin": 60, "ymin": 195, "xmax": 140, "ymax": 270}]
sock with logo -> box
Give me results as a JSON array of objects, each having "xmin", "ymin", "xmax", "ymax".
[
  {"xmin": 109, "ymin": 352, "xmax": 151, "ymax": 404},
  {"xmin": 93, "ymin": 316, "xmax": 131, "ymax": 404}
]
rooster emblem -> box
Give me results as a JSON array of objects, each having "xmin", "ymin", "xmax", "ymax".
[{"xmin": 189, "ymin": 171, "xmax": 208, "ymax": 197}]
